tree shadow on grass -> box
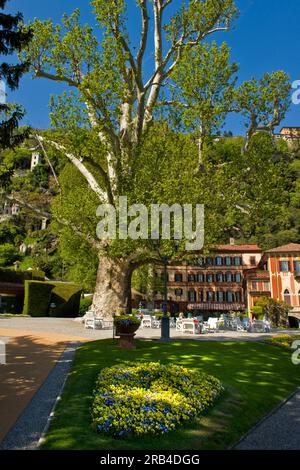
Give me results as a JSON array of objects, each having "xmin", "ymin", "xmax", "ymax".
[{"xmin": 42, "ymin": 339, "xmax": 300, "ymax": 450}]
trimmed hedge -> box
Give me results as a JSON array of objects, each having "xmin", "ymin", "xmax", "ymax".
[
  {"xmin": 49, "ymin": 283, "xmax": 82, "ymax": 318},
  {"xmin": 0, "ymin": 268, "xmax": 45, "ymax": 284},
  {"xmin": 23, "ymin": 280, "xmax": 82, "ymax": 317}
]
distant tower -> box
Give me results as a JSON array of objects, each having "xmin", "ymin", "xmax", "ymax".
[
  {"xmin": 41, "ymin": 217, "xmax": 48, "ymax": 230},
  {"xmin": 11, "ymin": 204, "xmax": 20, "ymax": 216},
  {"xmin": 31, "ymin": 152, "xmax": 41, "ymax": 170}
]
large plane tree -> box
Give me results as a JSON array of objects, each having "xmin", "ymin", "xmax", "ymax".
[{"xmin": 21, "ymin": 0, "xmax": 290, "ymax": 317}]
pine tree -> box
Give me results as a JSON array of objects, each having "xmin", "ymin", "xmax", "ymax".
[{"xmin": 0, "ymin": 0, "xmax": 32, "ymax": 149}]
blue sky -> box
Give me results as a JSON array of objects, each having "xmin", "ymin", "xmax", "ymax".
[{"xmin": 6, "ymin": 0, "xmax": 300, "ymax": 134}]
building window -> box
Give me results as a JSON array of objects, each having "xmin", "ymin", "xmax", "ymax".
[
  {"xmin": 216, "ymin": 273, "xmax": 223, "ymax": 283},
  {"xmin": 225, "ymin": 256, "xmax": 232, "ymax": 266},
  {"xmin": 206, "ymin": 257, "xmax": 213, "ymax": 266},
  {"xmin": 284, "ymin": 289, "xmax": 291, "ymax": 305},
  {"xmin": 234, "ymin": 257, "xmax": 241, "ymax": 266},
  {"xmin": 235, "ymin": 273, "xmax": 241, "ymax": 283},
  {"xmin": 235, "ymin": 291, "xmax": 241, "ymax": 302},
  {"xmin": 207, "ymin": 291, "xmax": 215, "ymax": 302},
  {"xmin": 227, "ymin": 291, "xmax": 234, "ymax": 302},
  {"xmin": 206, "ymin": 273, "xmax": 214, "ymax": 283},
  {"xmin": 225, "ymin": 273, "xmax": 233, "ymax": 283},
  {"xmin": 198, "ymin": 291, "xmax": 204, "ymax": 302},
  {"xmin": 294, "ymin": 261, "xmax": 300, "ymax": 273},
  {"xmin": 252, "ymin": 281, "xmax": 258, "ymax": 291},
  {"xmin": 175, "ymin": 289, "xmax": 183, "ymax": 297},
  {"xmin": 188, "ymin": 290, "xmax": 196, "ymax": 302},
  {"xmin": 215, "ymin": 256, "xmax": 223, "ymax": 266},
  {"xmin": 298, "ymin": 290, "xmax": 300, "ymax": 306},
  {"xmin": 197, "ymin": 273, "xmax": 204, "ymax": 282},
  {"xmin": 250, "ymin": 256, "xmax": 256, "ymax": 266},
  {"xmin": 217, "ymin": 291, "xmax": 225, "ymax": 302},
  {"xmin": 174, "ymin": 273, "xmax": 183, "ymax": 282},
  {"xmin": 188, "ymin": 274, "xmax": 195, "ymax": 282},
  {"xmin": 280, "ymin": 261, "xmax": 290, "ymax": 272},
  {"xmin": 197, "ymin": 257, "xmax": 205, "ymax": 266}
]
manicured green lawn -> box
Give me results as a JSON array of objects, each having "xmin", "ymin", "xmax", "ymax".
[{"xmin": 42, "ymin": 339, "xmax": 300, "ymax": 450}]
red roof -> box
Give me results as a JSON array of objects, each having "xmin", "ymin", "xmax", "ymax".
[
  {"xmin": 265, "ymin": 243, "xmax": 300, "ymax": 254},
  {"xmin": 215, "ymin": 244, "xmax": 262, "ymax": 253}
]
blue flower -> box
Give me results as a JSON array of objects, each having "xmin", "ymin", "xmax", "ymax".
[{"xmin": 105, "ymin": 399, "xmax": 114, "ymax": 406}]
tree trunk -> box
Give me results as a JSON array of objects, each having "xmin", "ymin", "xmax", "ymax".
[{"xmin": 92, "ymin": 256, "xmax": 133, "ymax": 319}]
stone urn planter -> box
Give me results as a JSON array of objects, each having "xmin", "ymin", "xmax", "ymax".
[{"xmin": 114, "ymin": 315, "xmax": 141, "ymax": 349}]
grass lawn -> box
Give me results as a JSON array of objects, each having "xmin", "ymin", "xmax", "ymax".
[{"xmin": 42, "ymin": 339, "xmax": 300, "ymax": 450}]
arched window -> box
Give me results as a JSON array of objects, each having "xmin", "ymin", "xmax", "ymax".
[
  {"xmin": 225, "ymin": 256, "xmax": 232, "ymax": 266},
  {"xmin": 198, "ymin": 291, "xmax": 204, "ymax": 302},
  {"xmin": 207, "ymin": 291, "xmax": 215, "ymax": 302},
  {"xmin": 188, "ymin": 290, "xmax": 196, "ymax": 302},
  {"xmin": 215, "ymin": 256, "xmax": 223, "ymax": 266},
  {"xmin": 284, "ymin": 289, "xmax": 291, "ymax": 305}
]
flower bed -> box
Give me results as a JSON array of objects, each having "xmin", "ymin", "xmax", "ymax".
[
  {"xmin": 266, "ymin": 334, "xmax": 300, "ymax": 349},
  {"xmin": 92, "ymin": 362, "xmax": 223, "ymax": 437}
]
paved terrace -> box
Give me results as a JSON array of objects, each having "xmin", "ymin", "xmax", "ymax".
[{"xmin": 1, "ymin": 316, "xmax": 299, "ymax": 341}]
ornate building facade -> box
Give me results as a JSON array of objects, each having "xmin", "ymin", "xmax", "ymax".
[{"xmin": 153, "ymin": 243, "xmax": 262, "ymax": 316}]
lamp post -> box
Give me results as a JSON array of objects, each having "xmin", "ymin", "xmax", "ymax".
[
  {"xmin": 161, "ymin": 255, "xmax": 170, "ymax": 342},
  {"xmin": 153, "ymin": 239, "xmax": 179, "ymax": 342}
]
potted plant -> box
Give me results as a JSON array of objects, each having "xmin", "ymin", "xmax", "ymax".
[{"xmin": 114, "ymin": 315, "xmax": 141, "ymax": 349}]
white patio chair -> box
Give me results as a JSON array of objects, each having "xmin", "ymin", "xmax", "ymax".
[
  {"xmin": 206, "ymin": 317, "xmax": 219, "ymax": 332},
  {"xmin": 151, "ymin": 317, "xmax": 161, "ymax": 329},
  {"xmin": 182, "ymin": 320, "xmax": 200, "ymax": 335},
  {"xmin": 169, "ymin": 318, "xmax": 176, "ymax": 328},
  {"xmin": 236, "ymin": 318, "xmax": 245, "ymax": 331},
  {"xmin": 252, "ymin": 320, "xmax": 271, "ymax": 333},
  {"xmin": 252, "ymin": 320, "xmax": 266, "ymax": 333},
  {"xmin": 176, "ymin": 318, "xmax": 184, "ymax": 332},
  {"xmin": 141, "ymin": 315, "xmax": 152, "ymax": 329},
  {"xmin": 84, "ymin": 310, "xmax": 103, "ymax": 329}
]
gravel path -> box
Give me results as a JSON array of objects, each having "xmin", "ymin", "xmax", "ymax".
[
  {"xmin": 234, "ymin": 388, "xmax": 300, "ymax": 450},
  {"xmin": 0, "ymin": 342, "xmax": 80, "ymax": 450}
]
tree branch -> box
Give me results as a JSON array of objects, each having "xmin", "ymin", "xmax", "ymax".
[
  {"xmin": 34, "ymin": 134, "xmax": 61, "ymax": 190},
  {"xmin": 136, "ymin": 0, "xmax": 149, "ymax": 72},
  {"xmin": 32, "ymin": 135, "xmax": 109, "ymax": 203},
  {"xmin": 35, "ymin": 69, "xmax": 78, "ymax": 87}
]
